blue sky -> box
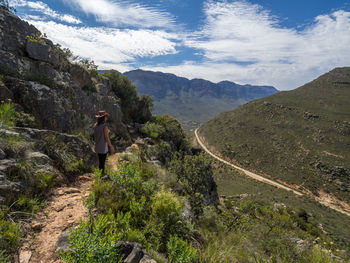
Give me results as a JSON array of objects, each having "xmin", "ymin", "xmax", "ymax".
[{"xmin": 10, "ymin": 0, "xmax": 350, "ymax": 90}]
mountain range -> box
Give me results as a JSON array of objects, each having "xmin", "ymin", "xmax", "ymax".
[{"xmin": 124, "ymin": 69, "xmax": 278, "ymax": 130}]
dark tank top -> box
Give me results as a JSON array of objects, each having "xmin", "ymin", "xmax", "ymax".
[{"xmin": 94, "ymin": 123, "xmax": 108, "ymax": 154}]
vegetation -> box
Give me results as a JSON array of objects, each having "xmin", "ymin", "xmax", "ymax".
[
  {"xmin": 167, "ymin": 235, "xmax": 198, "ymax": 263},
  {"xmin": 25, "ymin": 32, "xmax": 47, "ymax": 45},
  {"xmin": 200, "ymin": 67, "xmax": 350, "ymax": 204},
  {"xmin": 0, "ymin": 101, "xmax": 16, "ymax": 129},
  {"xmin": 212, "ymin": 162, "xmax": 350, "ymax": 251},
  {"xmin": 60, "ymin": 143, "xmax": 350, "ymax": 262},
  {"xmin": 62, "ymin": 158, "xmax": 195, "ymax": 261},
  {"xmin": 61, "ymin": 213, "xmax": 122, "ymax": 263},
  {"xmin": 197, "ymin": 198, "xmax": 348, "ymax": 263},
  {"xmin": 169, "ymin": 153, "xmax": 216, "ymax": 217},
  {"xmin": 101, "ymin": 70, "xmax": 137, "ymax": 117}
]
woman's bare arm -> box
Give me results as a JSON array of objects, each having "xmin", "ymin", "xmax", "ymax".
[{"xmin": 104, "ymin": 125, "xmax": 115, "ymax": 153}]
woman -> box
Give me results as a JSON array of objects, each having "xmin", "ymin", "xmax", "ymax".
[{"xmin": 94, "ymin": 110, "xmax": 115, "ymax": 174}]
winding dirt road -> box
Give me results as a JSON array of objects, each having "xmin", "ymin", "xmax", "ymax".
[
  {"xmin": 194, "ymin": 129, "xmax": 303, "ymax": 196},
  {"xmin": 195, "ymin": 129, "xmax": 350, "ymax": 217}
]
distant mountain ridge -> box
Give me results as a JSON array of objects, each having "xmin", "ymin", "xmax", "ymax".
[{"xmin": 124, "ymin": 69, "xmax": 278, "ymax": 129}]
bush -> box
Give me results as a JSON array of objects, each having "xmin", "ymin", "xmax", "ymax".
[
  {"xmin": 61, "ymin": 213, "xmax": 122, "ymax": 263},
  {"xmin": 0, "ymin": 210, "xmax": 21, "ymax": 254},
  {"xmin": 151, "ymin": 190, "xmax": 182, "ymax": 219},
  {"xmin": 0, "ymin": 102, "xmax": 16, "ymax": 129},
  {"xmin": 155, "ymin": 142, "xmax": 173, "ymax": 164},
  {"xmin": 169, "ymin": 153, "xmax": 215, "ymax": 217},
  {"xmin": 0, "ymin": 250, "xmax": 10, "ymax": 263},
  {"xmin": 150, "ymin": 115, "xmax": 188, "ymax": 151},
  {"xmin": 142, "ymin": 123, "xmax": 165, "ymax": 140},
  {"xmin": 14, "ymin": 196, "xmax": 45, "ymax": 216},
  {"xmin": 101, "ymin": 70, "xmax": 137, "ymax": 118},
  {"xmin": 167, "ymin": 235, "xmax": 198, "ymax": 263},
  {"xmin": 35, "ymin": 172, "xmax": 56, "ymax": 192}
]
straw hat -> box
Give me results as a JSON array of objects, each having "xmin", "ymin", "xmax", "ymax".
[{"xmin": 95, "ymin": 110, "xmax": 110, "ymax": 118}]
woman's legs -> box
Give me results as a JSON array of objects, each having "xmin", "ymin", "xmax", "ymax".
[{"xmin": 98, "ymin": 153, "xmax": 107, "ymax": 174}]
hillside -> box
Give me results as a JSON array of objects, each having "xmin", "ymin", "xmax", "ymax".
[
  {"xmin": 200, "ymin": 67, "xmax": 350, "ymax": 207},
  {"xmin": 124, "ymin": 69, "xmax": 278, "ymax": 130}
]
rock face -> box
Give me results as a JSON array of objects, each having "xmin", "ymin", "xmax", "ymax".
[
  {"xmin": 0, "ymin": 127, "xmax": 97, "ymax": 203},
  {"xmin": 0, "ymin": 6, "xmax": 125, "ymax": 137}
]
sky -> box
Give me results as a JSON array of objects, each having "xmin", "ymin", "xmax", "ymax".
[{"xmin": 9, "ymin": 0, "xmax": 350, "ymax": 90}]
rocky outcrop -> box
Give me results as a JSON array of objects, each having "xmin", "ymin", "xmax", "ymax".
[
  {"xmin": 26, "ymin": 40, "xmax": 60, "ymax": 66},
  {"xmin": 0, "ymin": 6, "xmax": 126, "ymax": 138},
  {"xmin": 0, "ymin": 127, "xmax": 96, "ymax": 203}
]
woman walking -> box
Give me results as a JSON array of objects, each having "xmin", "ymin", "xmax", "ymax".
[{"xmin": 94, "ymin": 110, "xmax": 115, "ymax": 174}]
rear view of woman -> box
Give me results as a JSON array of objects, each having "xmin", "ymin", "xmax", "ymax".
[{"xmin": 94, "ymin": 111, "xmax": 115, "ymax": 174}]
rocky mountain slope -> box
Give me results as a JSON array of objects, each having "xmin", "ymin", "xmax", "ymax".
[
  {"xmin": 124, "ymin": 69, "xmax": 278, "ymax": 130},
  {"xmin": 0, "ymin": 6, "xmax": 154, "ymax": 145},
  {"xmin": 199, "ymin": 67, "xmax": 350, "ymax": 208}
]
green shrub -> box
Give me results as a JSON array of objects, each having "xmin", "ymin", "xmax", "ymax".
[
  {"xmin": 167, "ymin": 235, "xmax": 198, "ymax": 263},
  {"xmin": 0, "ymin": 75, "xmax": 3, "ymax": 84},
  {"xmin": 151, "ymin": 190, "xmax": 182, "ymax": 219},
  {"xmin": 75, "ymin": 59, "xmax": 98, "ymax": 77},
  {"xmin": 0, "ymin": 102, "xmax": 16, "ymax": 129},
  {"xmin": 146, "ymin": 189, "xmax": 192, "ymax": 252},
  {"xmin": 149, "ymin": 115, "xmax": 189, "ymax": 151},
  {"xmin": 169, "ymin": 153, "xmax": 215, "ymax": 217},
  {"xmin": 41, "ymin": 135, "xmax": 76, "ymax": 173},
  {"xmin": 15, "ymin": 196, "xmax": 45, "ymax": 216},
  {"xmin": 61, "ymin": 213, "xmax": 122, "ymax": 263},
  {"xmin": 35, "ymin": 172, "xmax": 56, "ymax": 192},
  {"xmin": 100, "ymin": 70, "xmax": 137, "ymax": 119},
  {"xmin": 14, "ymin": 111, "xmax": 37, "ymax": 128},
  {"xmin": 0, "ymin": 210, "xmax": 21, "ymax": 254},
  {"xmin": 155, "ymin": 141, "xmax": 173, "ymax": 164},
  {"xmin": 141, "ymin": 122, "xmax": 165, "ymax": 139},
  {"xmin": 0, "ymin": 250, "xmax": 10, "ymax": 263}
]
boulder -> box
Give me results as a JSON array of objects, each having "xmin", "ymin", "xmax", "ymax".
[
  {"xmin": 0, "ymin": 6, "xmax": 39, "ymax": 55},
  {"xmin": 26, "ymin": 41, "xmax": 60, "ymax": 66},
  {"xmin": 25, "ymin": 151, "xmax": 51, "ymax": 166},
  {"xmin": 139, "ymin": 254, "xmax": 157, "ymax": 263},
  {"xmin": 0, "ymin": 149, "xmax": 6, "ymax": 160},
  {"xmin": 14, "ymin": 127, "xmax": 98, "ymax": 167},
  {"xmin": 0, "ymin": 83, "xmax": 13, "ymax": 101},
  {"xmin": 69, "ymin": 64, "xmax": 94, "ymax": 89},
  {"xmin": 55, "ymin": 229, "xmax": 72, "ymax": 253},
  {"xmin": 115, "ymin": 241, "xmax": 144, "ymax": 263}
]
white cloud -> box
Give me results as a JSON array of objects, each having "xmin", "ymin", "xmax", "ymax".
[
  {"xmin": 12, "ymin": 0, "xmax": 82, "ymax": 24},
  {"xmin": 176, "ymin": 1, "xmax": 350, "ymax": 90},
  {"xmin": 67, "ymin": 0, "xmax": 175, "ymax": 29},
  {"xmin": 25, "ymin": 20, "xmax": 179, "ymax": 70}
]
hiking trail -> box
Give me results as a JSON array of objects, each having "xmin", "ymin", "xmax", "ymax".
[{"xmin": 18, "ymin": 154, "xmax": 121, "ymax": 263}]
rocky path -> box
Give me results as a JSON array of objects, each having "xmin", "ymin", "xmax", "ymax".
[
  {"xmin": 18, "ymin": 174, "xmax": 94, "ymax": 263},
  {"xmin": 195, "ymin": 129, "xmax": 350, "ymax": 217}
]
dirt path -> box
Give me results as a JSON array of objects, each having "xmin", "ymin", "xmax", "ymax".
[
  {"xmin": 18, "ymin": 174, "xmax": 93, "ymax": 263},
  {"xmin": 17, "ymin": 153, "xmax": 123, "ymax": 263},
  {"xmin": 195, "ymin": 129, "xmax": 350, "ymax": 217},
  {"xmin": 195, "ymin": 129, "xmax": 303, "ymax": 196}
]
